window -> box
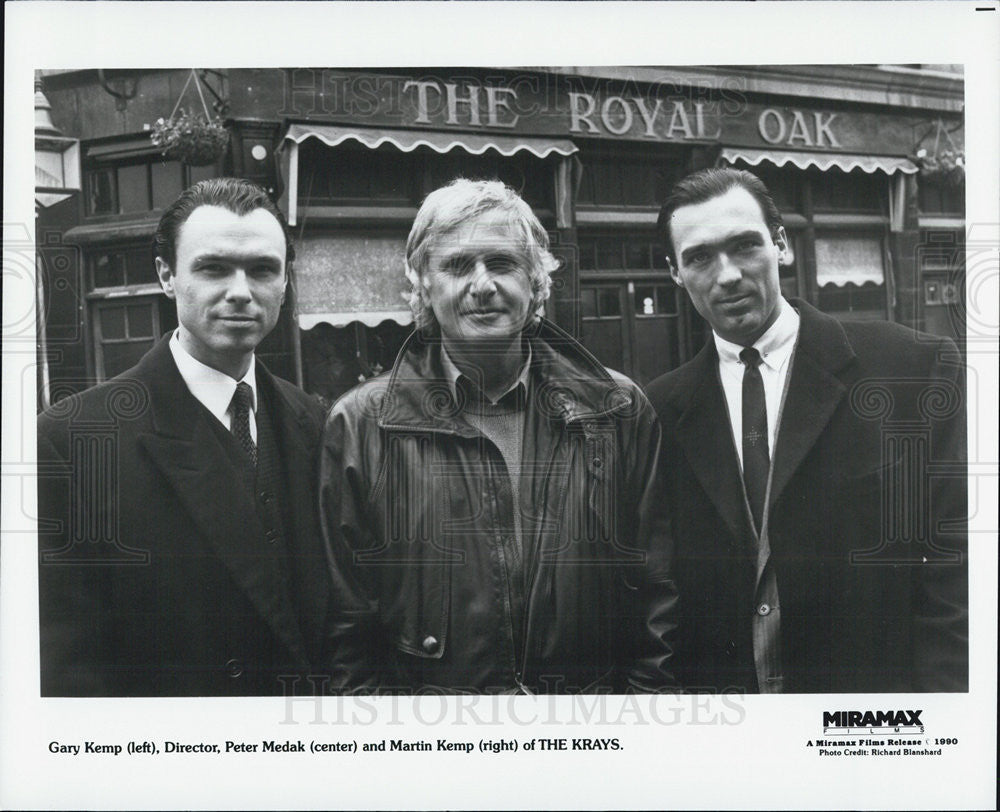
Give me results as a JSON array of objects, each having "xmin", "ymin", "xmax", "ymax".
[
  {"xmin": 92, "ymin": 297, "xmax": 176, "ymax": 379},
  {"xmin": 633, "ymin": 283, "xmax": 677, "ymax": 316},
  {"xmin": 918, "ymin": 176, "xmax": 964, "ymax": 216},
  {"xmin": 427, "ymin": 151, "xmax": 551, "ymax": 211},
  {"xmin": 578, "ymin": 234, "xmax": 666, "ymax": 273},
  {"xmin": 86, "ymin": 242, "xmax": 176, "ymax": 381},
  {"xmin": 576, "ymin": 144, "xmax": 687, "ymax": 208},
  {"xmin": 85, "ymin": 156, "xmax": 217, "ymax": 216},
  {"xmin": 300, "ymin": 141, "xmax": 417, "ymax": 205},
  {"xmin": 580, "ymin": 285, "xmax": 622, "ymax": 319},
  {"xmin": 89, "ymin": 243, "xmax": 158, "ymax": 289},
  {"xmin": 810, "ymin": 170, "xmax": 884, "ymax": 213},
  {"xmin": 297, "ymin": 140, "xmax": 553, "ymax": 212}
]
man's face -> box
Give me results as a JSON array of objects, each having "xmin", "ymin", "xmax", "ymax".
[
  {"xmin": 667, "ymin": 186, "xmax": 786, "ymax": 346},
  {"xmin": 422, "ymin": 208, "xmax": 534, "ymax": 348},
  {"xmin": 156, "ymin": 205, "xmax": 287, "ymax": 378}
]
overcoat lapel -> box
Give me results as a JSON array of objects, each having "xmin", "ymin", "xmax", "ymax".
[
  {"xmin": 673, "ymin": 342, "xmax": 750, "ymax": 544},
  {"xmin": 133, "ymin": 339, "xmax": 309, "ymax": 664},
  {"xmin": 768, "ymin": 301, "xmax": 856, "ymax": 511}
]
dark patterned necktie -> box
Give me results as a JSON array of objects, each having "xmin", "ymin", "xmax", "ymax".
[
  {"xmin": 740, "ymin": 347, "xmax": 769, "ymax": 534},
  {"xmin": 230, "ymin": 381, "xmax": 257, "ymax": 467}
]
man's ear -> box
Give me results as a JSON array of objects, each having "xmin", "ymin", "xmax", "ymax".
[
  {"xmin": 665, "ymin": 256, "xmax": 683, "ymax": 287},
  {"xmin": 155, "ymin": 257, "xmax": 176, "ymax": 299},
  {"xmin": 773, "ymin": 226, "xmax": 789, "ymax": 262}
]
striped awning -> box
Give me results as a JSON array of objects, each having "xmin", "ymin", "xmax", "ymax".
[
  {"xmin": 283, "ymin": 123, "xmax": 578, "ymax": 159},
  {"xmin": 721, "ymin": 147, "xmax": 918, "ymax": 175}
]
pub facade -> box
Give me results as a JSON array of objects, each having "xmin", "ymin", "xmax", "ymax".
[{"xmin": 35, "ymin": 66, "xmax": 966, "ymax": 407}]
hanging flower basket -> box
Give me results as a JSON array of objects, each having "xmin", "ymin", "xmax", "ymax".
[
  {"xmin": 914, "ymin": 147, "xmax": 965, "ymax": 187},
  {"xmin": 150, "ymin": 69, "xmax": 229, "ymax": 166},
  {"xmin": 913, "ymin": 119, "xmax": 965, "ymax": 187},
  {"xmin": 151, "ymin": 109, "xmax": 229, "ymax": 165}
]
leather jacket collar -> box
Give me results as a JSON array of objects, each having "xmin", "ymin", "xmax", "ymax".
[{"xmin": 377, "ymin": 318, "xmax": 634, "ymax": 434}]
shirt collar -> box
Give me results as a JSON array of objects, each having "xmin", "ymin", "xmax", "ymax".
[
  {"xmin": 440, "ymin": 341, "xmax": 532, "ymax": 405},
  {"xmin": 713, "ymin": 297, "xmax": 801, "ymax": 372},
  {"xmin": 169, "ymin": 330, "xmax": 257, "ymax": 422}
]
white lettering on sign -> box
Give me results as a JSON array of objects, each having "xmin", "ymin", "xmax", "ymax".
[
  {"xmin": 666, "ymin": 101, "xmax": 694, "ymax": 139},
  {"xmin": 402, "ymin": 80, "xmax": 442, "ymax": 125},
  {"xmin": 634, "ymin": 97, "xmax": 663, "ymax": 138},
  {"xmin": 403, "ymin": 80, "xmax": 517, "ymax": 129},
  {"xmin": 813, "ymin": 112, "xmax": 839, "ymax": 147},
  {"xmin": 568, "ymin": 92, "xmax": 721, "ymax": 140},
  {"xmin": 444, "ymin": 83, "xmax": 482, "ymax": 126},
  {"xmin": 569, "ymin": 91, "xmax": 600, "ymax": 133},
  {"xmin": 485, "ymin": 86, "xmax": 519, "ymax": 128},
  {"xmin": 696, "ymin": 102, "xmax": 722, "ymax": 139},
  {"xmin": 400, "ymin": 82, "xmax": 843, "ymax": 148},
  {"xmin": 601, "ymin": 96, "xmax": 634, "ymax": 135},
  {"xmin": 787, "ymin": 111, "xmax": 812, "ymax": 146},
  {"xmin": 758, "ymin": 108, "xmax": 841, "ymax": 148},
  {"xmin": 758, "ymin": 109, "xmax": 787, "ymax": 144}
]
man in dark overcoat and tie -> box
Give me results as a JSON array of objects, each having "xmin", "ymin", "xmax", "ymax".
[
  {"xmin": 38, "ymin": 178, "xmax": 330, "ymax": 696},
  {"xmin": 646, "ymin": 168, "xmax": 967, "ymax": 693}
]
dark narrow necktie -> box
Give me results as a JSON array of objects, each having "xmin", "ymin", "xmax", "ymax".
[
  {"xmin": 740, "ymin": 347, "xmax": 769, "ymax": 534},
  {"xmin": 230, "ymin": 381, "xmax": 257, "ymax": 467}
]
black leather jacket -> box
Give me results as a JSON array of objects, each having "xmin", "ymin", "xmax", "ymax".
[{"xmin": 319, "ymin": 319, "xmax": 677, "ymax": 693}]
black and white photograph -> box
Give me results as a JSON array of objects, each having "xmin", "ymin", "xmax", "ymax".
[{"xmin": 3, "ymin": 2, "xmax": 998, "ymax": 810}]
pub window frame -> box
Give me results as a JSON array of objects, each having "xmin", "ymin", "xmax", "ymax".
[
  {"xmin": 574, "ymin": 142, "xmax": 692, "ymax": 211},
  {"xmin": 89, "ymin": 294, "xmax": 175, "ymax": 381},
  {"xmin": 294, "ymin": 140, "xmax": 557, "ymax": 223},
  {"xmin": 82, "ymin": 138, "xmax": 219, "ymax": 219},
  {"xmin": 84, "ymin": 238, "xmax": 176, "ymax": 383},
  {"xmin": 87, "ymin": 241, "xmax": 160, "ymax": 291}
]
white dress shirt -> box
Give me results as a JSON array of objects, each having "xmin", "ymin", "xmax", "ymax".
[
  {"xmin": 711, "ymin": 298, "xmax": 801, "ymax": 694},
  {"xmin": 713, "ymin": 298, "xmax": 801, "ymax": 471},
  {"xmin": 168, "ymin": 330, "xmax": 259, "ymax": 442}
]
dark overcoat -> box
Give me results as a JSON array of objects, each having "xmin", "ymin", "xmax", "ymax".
[
  {"xmin": 646, "ymin": 300, "xmax": 968, "ymax": 693},
  {"xmin": 38, "ymin": 337, "xmax": 330, "ymax": 696}
]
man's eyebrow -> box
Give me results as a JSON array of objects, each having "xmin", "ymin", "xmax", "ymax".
[
  {"xmin": 679, "ymin": 230, "xmax": 764, "ymax": 261},
  {"xmin": 437, "ymin": 246, "xmax": 521, "ymax": 263},
  {"xmin": 189, "ymin": 251, "xmax": 283, "ymax": 263},
  {"xmin": 437, "ymin": 249, "xmax": 475, "ymax": 264}
]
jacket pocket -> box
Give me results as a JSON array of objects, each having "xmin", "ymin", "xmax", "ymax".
[{"xmin": 391, "ymin": 552, "xmax": 451, "ymax": 662}]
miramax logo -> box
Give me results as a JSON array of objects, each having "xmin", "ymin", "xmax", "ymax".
[{"xmin": 823, "ymin": 710, "xmax": 924, "ymax": 732}]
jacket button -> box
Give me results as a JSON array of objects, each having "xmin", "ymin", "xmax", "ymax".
[
  {"xmin": 592, "ymin": 457, "xmax": 603, "ymax": 469},
  {"xmin": 265, "ymin": 529, "xmax": 279, "ymax": 543},
  {"xmin": 422, "ymin": 636, "xmax": 439, "ymax": 654},
  {"xmin": 224, "ymin": 658, "xmax": 244, "ymax": 678},
  {"xmin": 757, "ymin": 603, "xmax": 771, "ymax": 616},
  {"xmin": 258, "ymin": 491, "xmax": 271, "ymax": 503},
  {"xmin": 725, "ymin": 641, "xmax": 737, "ymax": 657}
]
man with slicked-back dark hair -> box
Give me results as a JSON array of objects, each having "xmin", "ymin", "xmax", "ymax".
[
  {"xmin": 647, "ymin": 167, "xmax": 967, "ymax": 694},
  {"xmin": 38, "ymin": 178, "xmax": 331, "ymax": 696}
]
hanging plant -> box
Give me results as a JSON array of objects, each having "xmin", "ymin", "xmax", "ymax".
[
  {"xmin": 150, "ymin": 69, "xmax": 229, "ymax": 166},
  {"xmin": 913, "ymin": 119, "xmax": 964, "ymax": 187}
]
